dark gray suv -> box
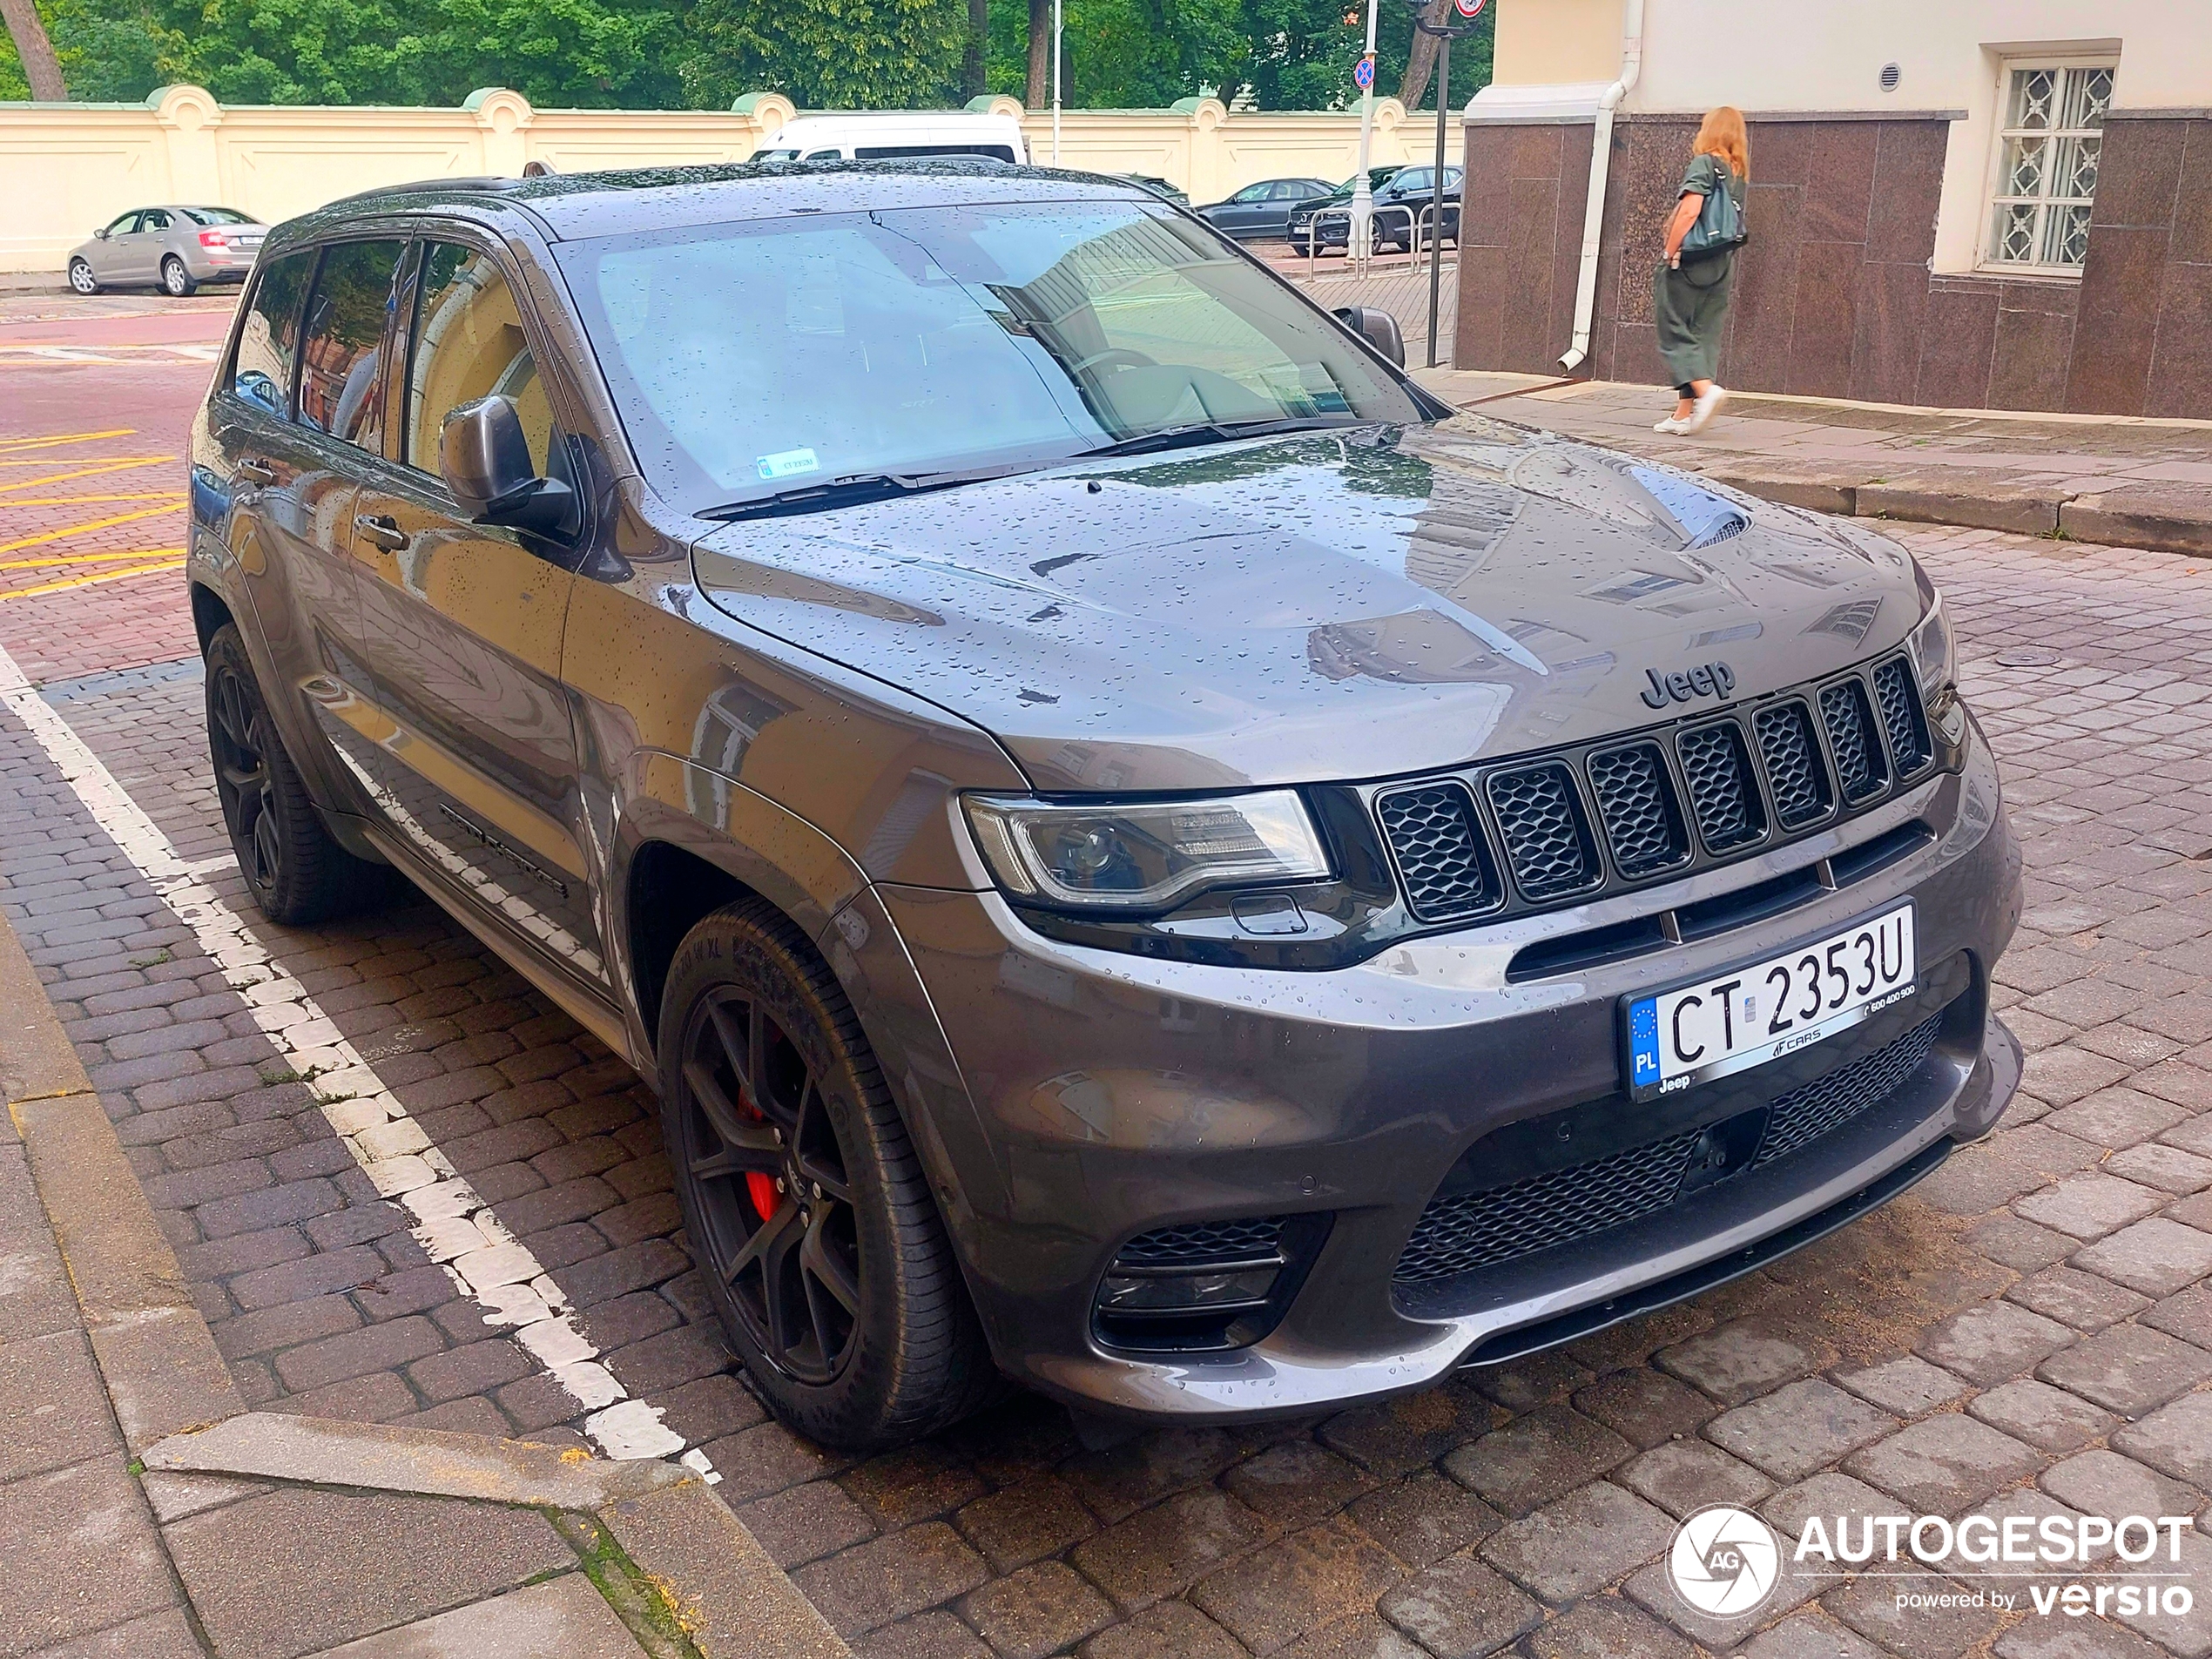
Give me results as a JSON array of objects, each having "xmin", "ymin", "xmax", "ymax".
[{"xmin": 185, "ymin": 160, "xmax": 2022, "ymax": 1450}]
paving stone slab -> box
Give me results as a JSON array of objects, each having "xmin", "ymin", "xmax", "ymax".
[
  {"xmin": 299, "ymin": 1575, "xmax": 642, "ymax": 1658},
  {"xmin": 1843, "ymin": 1414, "xmax": 2045, "ymax": 1514},
  {"xmin": 1968, "ymin": 1379, "xmax": 2119, "ymax": 1453},
  {"xmin": 2070, "ymin": 1216, "xmax": 2212, "ymax": 1298},
  {"xmin": 1706, "ymin": 1378, "xmax": 1900, "ymax": 1483},
  {"xmin": 1618, "ymin": 1436, "xmax": 1776, "ymax": 1519},
  {"xmin": 1376, "ymin": 1554, "xmax": 1541, "ymax": 1659},
  {"xmin": 1523, "ymin": 1594, "xmax": 1696, "ymax": 1659},
  {"xmin": 0, "ymin": 1456, "xmax": 180, "ymax": 1655},
  {"xmin": 1829, "ymin": 1355, "xmax": 1970, "ymax": 1418},
  {"xmin": 1916, "ymin": 1302, "xmax": 2078, "ymax": 1386},
  {"xmin": 1343, "ymin": 1469, "xmax": 1501, "ymax": 1569},
  {"xmin": 1738, "ymin": 1607, "xmax": 1885, "ymax": 1659},
  {"xmin": 2040, "ymin": 1449, "xmax": 2204, "ymax": 1525},
  {"xmin": 1656, "ymin": 1318, "xmax": 1828, "ymax": 1406},
  {"xmin": 1439, "ymin": 1404, "xmax": 1632, "ymax": 1517},
  {"xmin": 1186, "ymin": 1515, "xmax": 1404, "ymax": 1656},
  {"xmin": 2037, "ymin": 1324, "xmax": 2212, "ymax": 1414},
  {"xmin": 2110, "ymin": 1392, "xmax": 2212, "ymax": 1488},
  {"xmin": 1479, "ymin": 1482, "xmax": 1672, "ymax": 1604}
]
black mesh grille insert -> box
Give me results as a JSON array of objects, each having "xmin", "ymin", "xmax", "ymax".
[
  {"xmin": 1753, "ymin": 700, "xmax": 1833, "ymax": 830},
  {"xmin": 1756, "ymin": 1014, "xmax": 1941, "ymax": 1167},
  {"xmin": 1115, "ymin": 1217, "xmax": 1285, "ymax": 1268},
  {"xmin": 1487, "ymin": 763, "xmax": 1598, "ymax": 899},
  {"xmin": 1393, "ymin": 1013, "xmax": 1944, "ymax": 1283},
  {"xmin": 1586, "ymin": 743, "xmax": 1689, "ymax": 879},
  {"xmin": 1821, "ymin": 678, "xmax": 1889, "ymax": 803},
  {"xmin": 1379, "ymin": 783, "xmax": 1501, "ymax": 921},
  {"xmin": 1871, "ymin": 658, "xmax": 1932, "ymax": 778},
  {"xmin": 1677, "ymin": 721, "xmax": 1766, "ymax": 853}
]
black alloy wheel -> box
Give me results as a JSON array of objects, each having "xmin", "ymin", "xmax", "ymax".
[
  {"xmin": 658, "ymin": 899, "xmax": 999, "ymax": 1448},
  {"xmin": 203, "ymin": 623, "xmax": 378, "ymax": 925},
  {"xmin": 676, "ymin": 985, "xmax": 862, "ymax": 1383}
]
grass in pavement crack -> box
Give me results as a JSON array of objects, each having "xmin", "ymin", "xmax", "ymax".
[{"xmin": 548, "ymin": 1509, "xmax": 703, "ymax": 1659}]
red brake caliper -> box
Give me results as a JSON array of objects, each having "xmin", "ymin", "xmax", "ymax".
[{"xmin": 736, "ymin": 1081, "xmax": 781, "ymax": 1221}]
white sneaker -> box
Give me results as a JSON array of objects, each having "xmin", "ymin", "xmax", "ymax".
[
  {"xmin": 1687, "ymin": 385, "xmax": 1729, "ymax": 433},
  {"xmin": 1653, "ymin": 415, "xmax": 1692, "ymax": 434}
]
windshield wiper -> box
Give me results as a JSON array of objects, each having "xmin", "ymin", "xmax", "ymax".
[
  {"xmin": 695, "ymin": 463, "xmax": 1019, "ymax": 522},
  {"xmin": 1079, "ymin": 415, "xmax": 1365, "ymax": 459}
]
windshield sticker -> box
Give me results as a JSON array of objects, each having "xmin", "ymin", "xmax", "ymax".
[{"xmin": 757, "ymin": 447, "xmax": 821, "ymax": 482}]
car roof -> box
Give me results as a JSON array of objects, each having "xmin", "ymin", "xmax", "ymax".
[{"xmin": 278, "ymin": 158, "xmax": 1154, "ymax": 246}]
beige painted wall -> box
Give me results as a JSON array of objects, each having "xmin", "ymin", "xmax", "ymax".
[
  {"xmin": 1485, "ymin": 0, "xmax": 2208, "ymax": 274},
  {"xmin": 0, "ymin": 84, "xmax": 1462, "ymax": 273}
]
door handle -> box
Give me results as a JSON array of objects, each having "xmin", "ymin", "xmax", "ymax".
[
  {"xmin": 237, "ymin": 456, "xmax": 276, "ymax": 485},
  {"xmin": 354, "ymin": 513, "xmax": 410, "ymax": 552}
]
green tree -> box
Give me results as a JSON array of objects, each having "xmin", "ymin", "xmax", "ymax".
[{"xmin": 678, "ymin": 0, "xmax": 968, "ymax": 110}]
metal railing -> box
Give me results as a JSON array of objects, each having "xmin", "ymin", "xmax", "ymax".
[{"xmin": 1301, "ymin": 203, "xmax": 1455, "ymax": 280}]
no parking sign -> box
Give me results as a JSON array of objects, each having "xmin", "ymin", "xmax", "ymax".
[
  {"xmin": 1352, "ymin": 55, "xmax": 1375, "ymax": 91},
  {"xmin": 1454, "ymin": 0, "xmax": 1484, "ymax": 15}
]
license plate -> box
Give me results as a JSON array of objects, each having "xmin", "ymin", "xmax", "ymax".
[{"xmin": 1626, "ymin": 904, "xmax": 1916, "ymax": 1101}]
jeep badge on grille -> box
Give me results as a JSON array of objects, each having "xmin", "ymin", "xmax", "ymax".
[{"xmin": 1641, "ymin": 662, "xmax": 1737, "ymax": 709}]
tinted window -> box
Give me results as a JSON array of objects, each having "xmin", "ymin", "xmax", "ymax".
[
  {"xmin": 1231, "ymin": 184, "xmax": 1271, "ymax": 204},
  {"xmin": 185, "ymin": 206, "xmax": 258, "ymax": 226},
  {"xmin": 558, "ymin": 199, "xmax": 1423, "ymax": 515},
  {"xmin": 105, "ymin": 212, "xmax": 141, "ymax": 237},
  {"xmin": 854, "ymin": 144, "xmax": 1015, "ymax": 162},
  {"xmin": 229, "ymin": 249, "xmax": 316, "ymax": 417},
  {"xmin": 406, "ymin": 244, "xmax": 550, "ymax": 477},
  {"xmin": 1393, "ymin": 170, "xmax": 1431, "ymax": 195},
  {"xmin": 298, "ymin": 239, "xmax": 407, "ymax": 448}
]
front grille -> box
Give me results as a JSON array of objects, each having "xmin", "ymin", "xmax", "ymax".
[
  {"xmin": 1753, "ymin": 700, "xmax": 1833, "ymax": 829},
  {"xmin": 1872, "ymin": 658, "xmax": 1932, "ymax": 777},
  {"xmin": 1115, "ymin": 1217, "xmax": 1285, "ymax": 1268},
  {"xmin": 1587, "ymin": 743, "xmax": 1689, "ymax": 879},
  {"xmin": 1487, "ymin": 763, "xmax": 1598, "ymax": 898},
  {"xmin": 1393, "ymin": 1012, "xmax": 1945, "ymax": 1284},
  {"xmin": 1821, "ymin": 678, "xmax": 1889, "ymax": 803},
  {"xmin": 1369, "ymin": 657, "xmax": 1947, "ymax": 939},
  {"xmin": 1677, "ymin": 721, "xmax": 1766, "ymax": 852},
  {"xmin": 1379, "ymin": 783, "xmax": 1500, "ymax": 921}
]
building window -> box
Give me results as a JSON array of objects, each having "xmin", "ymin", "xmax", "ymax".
[{"xmin": 1985, "ymin": 62, "xmax": 2114, "ymax": 273}]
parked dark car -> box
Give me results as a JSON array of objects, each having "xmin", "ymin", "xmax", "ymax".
[
  {"xmin": 1197, "ymin": 176, "xmax": 1335, "ymax": 241},
  {"xmin": 187, "ymin": 159, "xmax": 2020, "ymax": 1450},
  {"xmin": 1289, "ymin": 165, "xmax": 1463, "ymax": 255}
]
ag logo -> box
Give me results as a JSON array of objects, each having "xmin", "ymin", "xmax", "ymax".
[{"xmin": 1669, "ymin": 1505, "xmax": 1780, "ymax": 1617}]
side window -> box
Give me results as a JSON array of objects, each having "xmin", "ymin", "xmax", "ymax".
[
  {"xmin": 1271, "ymin": 181, "xmax": 1307, "ymax": 199},
  {"xmin": 298, "ymin": 239, "xmax": 408, "ymax": 449},
  {"xmin": 228, "ymin": 249, "xmax": 317, "ymax": 418},
  {"xmin": 106, "ymin": 212, "xmax": 143, "ymax": 237},
  {"xmin": 1394, "ymin": 169, "xmax": 1431, "ymax": 196},
  {"xmin": 1231, "ymin": 183, "xmax": 1270, "ymax": 204},
  {"xmin": 140, "ymin": 209, "xmax": 173, "ymax": 233},
  {"xmin": 406, "ymin": 243, "xmax": 551, "ymax": 478}
]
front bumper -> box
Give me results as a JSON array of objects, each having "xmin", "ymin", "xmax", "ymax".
[{"xmin": 877, "ymin": 723, "xmax": 2021, "ymax": 1420}]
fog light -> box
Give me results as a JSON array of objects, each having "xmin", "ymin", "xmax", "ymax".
[{"xmin": 1096, "ymin": 1264, "xmax": 1280, "ymax": 1314}]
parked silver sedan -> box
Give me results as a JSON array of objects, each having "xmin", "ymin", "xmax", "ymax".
[{"xmin": 67, "ymin": 206, "xmax": 266, "ymax": 297}]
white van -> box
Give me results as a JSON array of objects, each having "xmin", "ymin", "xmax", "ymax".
[{"xmin": 752, "ymin": 112, "xmax": 1028, "ymax": 166}]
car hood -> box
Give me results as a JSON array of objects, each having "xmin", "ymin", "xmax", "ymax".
[{"xmin": 691, "ymin": 417, "xmax": 1925, "ymax": 792}]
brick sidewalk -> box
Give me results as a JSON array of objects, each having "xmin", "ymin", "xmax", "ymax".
[{"xmin": 3, "ymin": 346, "xmax": 2211, "ymax": 1657}]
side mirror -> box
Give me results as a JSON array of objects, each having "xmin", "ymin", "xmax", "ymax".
[
  {"xmin": 94, "ymin": 226, "xmax": 110, "ymax": 239},
  {"xmin": 1333, "ymin": 305, "xmax": 1406, "ymax": 369},
  {"xmin": 440, "ymin": 395, "xmax": 577, "ymax": 537}
]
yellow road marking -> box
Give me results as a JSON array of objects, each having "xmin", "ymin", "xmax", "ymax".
[
  {"xmin": 0, "ymin": 492, "xmax": 185, "ymax": 507},
  {"xmin": 0, "ymin": 558, "xmax": 184, "ymax": 601},
  {"xmin": 0, "ymin": 546, "xmax": 185, "ymax": 571},
  {"xmin": 0, "ymin": 460, "xmax": 175, "ymax": 494},
  {"xmin": 0, "ymin": 428, "xmax": 136, "ymax": 453},
  {"xmin": 0, "ymin": 455, "xmax": 168, "ymax": 467},
  {"xmin": 0, "ymin": 506, "xmax": 180, "ymax": 556}
]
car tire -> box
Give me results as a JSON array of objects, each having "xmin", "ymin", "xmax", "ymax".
[
  {"xmin": 161, "ymin": 256, "xmax": 197, "ymax": 297},
  {"xmin": 204, "ymin": 624, "xmax": 379, "ymax": 926},
  {"xmin": 67, "ymin": 259, "xmax": 98, "ymax": 295},
  {"xmin": 658, "ymin": 897, "xmax": 999, "ymax": 1450}
]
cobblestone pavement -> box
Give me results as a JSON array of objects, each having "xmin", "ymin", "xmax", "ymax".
[{"xmin": 3, "ymin": 342, "xmax": 2210, "ymax": 1657}]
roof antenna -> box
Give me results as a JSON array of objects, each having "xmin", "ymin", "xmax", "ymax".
[{"xmin": 521, "ymin": 159, "xmax": 557, "ymax": 179}]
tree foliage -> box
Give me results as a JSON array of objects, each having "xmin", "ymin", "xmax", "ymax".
[{"xmin": 0, "ymin": 0, "xmax": 1487, "ymax": 111}]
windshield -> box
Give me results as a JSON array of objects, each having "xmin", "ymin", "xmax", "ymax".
[
  {"xmin": 556, "ymin": 198, "xmax": 1423, "ymax": 516},
  {"xmin": 184, "ymin": 207, "xmax": 258, "ymax": 226},
  {"xmin": 754, "ymin": 148, "xmax": 800, "ymax": 161}
]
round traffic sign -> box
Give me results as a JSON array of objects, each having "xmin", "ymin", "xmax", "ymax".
[
  {"xmin": 1453, "ymin": 0, "xmax": 1485, "ymax": 16},
  {"xmin": 1352, "ymin": 55, "xmax": 1376, "ymax": 90}
]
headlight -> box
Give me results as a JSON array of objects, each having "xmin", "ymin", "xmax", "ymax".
[
  {"xmin": 964, "ymin": 791, "xmax": 1331, "ymax": 913},
  {"xmin": 1907, "ymin": 586, "xmax": 1955, "ymax": 697}
]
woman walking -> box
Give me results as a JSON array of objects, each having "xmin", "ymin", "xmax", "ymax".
[{"xmin": 1654, "ymin": 106, "xmax": 1750, "ymax": 435}]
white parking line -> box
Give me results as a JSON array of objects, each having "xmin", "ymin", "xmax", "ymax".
[{"xmin": 0, "ymin": 637, "xmax": 716, "ymax": 1477}]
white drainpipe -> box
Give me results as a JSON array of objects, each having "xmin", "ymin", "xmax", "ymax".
[{"xmin": 1559, "ymin": 0, "xmax": 1646, "ymax": 371}]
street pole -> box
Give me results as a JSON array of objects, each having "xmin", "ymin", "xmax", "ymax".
[
  {"xmin": 1427, "ymin": 34, "xmax": 1448, "ymax": 367},
  {"xmin": 1052, "ymin": 0, "xmax": 1062, "ymax": 164},
  {"xmin": 1351, "ymin": 0, "xmax": 1380, "ymax": 266}
]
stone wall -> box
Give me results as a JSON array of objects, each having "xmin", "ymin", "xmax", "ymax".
[{"xmin": 1455, "ymin": 109, "xmax": 2212, "ymax": 418}]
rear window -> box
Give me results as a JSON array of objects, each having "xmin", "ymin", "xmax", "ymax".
[
  {"xmin": 228, "ymin": 249, "xmax": 315, "ymax": 417},
  {"xmin": 854, "ymin": 144, "xmax": 1015, "ymax": 162},
  {"xmin": 185, "ymin": 207, "xmax": 259, "ymax": 226}
]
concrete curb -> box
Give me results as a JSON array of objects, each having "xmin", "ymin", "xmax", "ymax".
[
  {"xmin": 144, "ymin": 1412, "xmax": 692, "ymax": 1508},
  {"xmin": 0, "ymin": 900, "xmax": 851, "ymax": 1657}
]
